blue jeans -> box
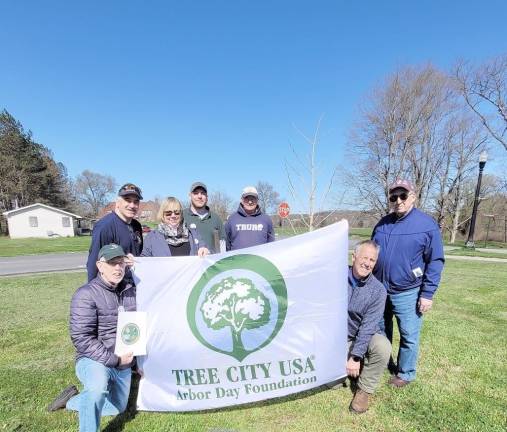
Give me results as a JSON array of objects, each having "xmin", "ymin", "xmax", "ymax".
[
  {"xmin": 66, "ymin": 357, "xmax": 131, "ymax": 432},
  {"xmin": 380, "ymin": 287, "xmax": 423, "ymax": 382}
]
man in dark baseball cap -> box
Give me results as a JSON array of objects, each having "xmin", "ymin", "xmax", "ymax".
[
  {"xmin": 86, "ymin": 182, "xmax": 143, "ymax": 281},
  {"xmin": 183, "ymin": 181, "xmax": 225, "ymax": 253},
  {"xmin": 97, "ymin": 243, "xmax": 127, "ymax": 262},
  {"xmin": 118, "ymin": 183, "xmax": 143, "ymax": 200}
]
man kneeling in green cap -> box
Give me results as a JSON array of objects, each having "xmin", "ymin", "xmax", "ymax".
[{"xmin": 48, "ymin": 244, "xmax": 136, "ymax": 431}]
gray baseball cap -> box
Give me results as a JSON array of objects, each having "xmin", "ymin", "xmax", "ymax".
[
  {"xmin": 190, "ymin": 182, "xmax": 208, "ymax": 193},
  {"xmin": 241, "ymin": 186, "xmax": 258, "ymax": 198}
]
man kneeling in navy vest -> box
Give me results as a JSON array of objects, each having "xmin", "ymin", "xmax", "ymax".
[{"xmin": 346, "ymin": 240, "xmax": 391, "ymax": 414}]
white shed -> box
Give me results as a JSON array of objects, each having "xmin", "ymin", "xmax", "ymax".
[{"xmin": 2, "ymin": 203, "xmax": 82, "ymax": 239}]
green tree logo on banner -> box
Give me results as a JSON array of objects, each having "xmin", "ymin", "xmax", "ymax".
[{"xmin": 187, "ymin": 255, "xmax": 287, "ymax": 361}]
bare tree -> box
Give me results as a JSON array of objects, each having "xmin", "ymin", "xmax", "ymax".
[
  {"xmin": 348, "ymin": 64, "xmax": 463, "ymax": 217},
  {"xmin": 255, "ymin": 181, "xmax": 281, "ymax": 214},
  {"xmin": 432, "ymin": 113, "xmax": 488, "ymax": 242},
  {"xmin": 74, "ymin": 170, "xmax": 116, "ymax": 217},
  {"xmin": 455, "ymin": 54, "xmax": 507, "ymax": 151},
  {"xmin": 208, "ymin": 190, "xmax": 233, "ymax": 221},
  {"xmin": 285, "ymin": 115, "xmax": 338, "ymax": 231}
]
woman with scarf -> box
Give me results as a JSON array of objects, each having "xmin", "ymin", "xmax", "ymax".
[{"xmin": 141, "ymin": 197, "xmax": 209, "ymax": 257}]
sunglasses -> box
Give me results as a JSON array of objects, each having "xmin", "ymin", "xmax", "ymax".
[
  {"xmin": 164, "ymin": 210, "xmax": 181, "ymax": 216},
  {"xmin": 389, "ymin": 192, "xmax": 409, "ymax": 203}
]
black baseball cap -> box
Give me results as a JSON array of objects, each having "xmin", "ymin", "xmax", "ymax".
[{"xmin": 118, "ymin": 183, "xmax": 143, "ymax": 200}]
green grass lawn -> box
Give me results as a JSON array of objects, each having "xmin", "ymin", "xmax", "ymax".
[
  {"xmin": 1, "ymin": 261, "xmax": 506, "ymax": 432},
  {"xmin": 0, "ymin": 236, "xmax": 91, "ymax": 257},
  {"xmin": 349, "ymin": 227, "xmax": 373, "ymax": 239},
  {"xmin": 275, "ymin": 226, "xmax": 372, "ymax": 239},
  {"xmin": 275, "ymin": 226, "xmax": 309, "ymax": 236}
]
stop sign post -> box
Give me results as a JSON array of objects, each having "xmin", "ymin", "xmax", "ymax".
[{"xmin": 278, "ymin": 202, "xmax": 290, "ymax": 219}]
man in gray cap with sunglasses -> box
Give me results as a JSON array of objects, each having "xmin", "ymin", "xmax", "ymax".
[
  {"xmin": 86, "ymin": 183, "xmax": 144, "ymax": 281},
  {"xmin": 372, "ymin": 179, "xmax": 444, "ymax": 388}
]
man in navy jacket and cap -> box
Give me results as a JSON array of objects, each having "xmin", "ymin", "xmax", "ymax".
[
  {"xmin": 86, "ymin": 183, "xmax": 144, "ymax": 281},
  {"xmin": 372, "ymin": 179, "xmax": 445, "ymax": 388}
]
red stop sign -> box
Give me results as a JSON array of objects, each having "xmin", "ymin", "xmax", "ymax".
[{"xmin": 278, "ymin": 202, "xmax": 290, "ymax": 219}]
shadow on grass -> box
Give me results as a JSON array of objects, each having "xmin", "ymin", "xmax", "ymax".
[
  {"xmin": 102, "ymin": 376, "xmax": 351, "ymax": 429},
  {"xmin": 175, "ymin": 377, "xmax": 351, "ymax": 416},
  {"xmin": 103, "ymin": 373, "xmax": 141, "ymax": 432}
]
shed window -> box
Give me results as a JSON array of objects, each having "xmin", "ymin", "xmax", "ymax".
[
  {"xmin": 62, "ymin": 217, "xmax": 71, "ymax": 227},
  {"xmin": 29, "ymin": 216, "xmax": 38, "ymax": 227}
]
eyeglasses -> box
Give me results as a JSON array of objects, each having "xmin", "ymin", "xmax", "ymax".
[
  {"xmin": 389, "ymin": 193, "xmax": 409, "ymax": 203},
  {"xmin": 164, "ymin": 210, "xmax": 181, "ymax": 216}
]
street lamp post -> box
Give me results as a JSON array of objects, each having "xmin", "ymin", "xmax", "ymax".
[{"xmin": 465, "ymin": 151, "xmax": 488, "ymax": 248}]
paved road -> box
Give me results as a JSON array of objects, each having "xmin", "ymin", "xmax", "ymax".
[
  {"xmin": 444, "ymin": 245, "xmax": 507, "ymax": 254},
  {"xmin": 0, "ymin": 239, "xmax": 359, "ymax": 276},
  {"xmin": 0, "ymin": 252, "xmax": 87, "ymax": 276},
  {"xmin": 1, "ymin": 240, "xmax": 506, "ymax": 276}
]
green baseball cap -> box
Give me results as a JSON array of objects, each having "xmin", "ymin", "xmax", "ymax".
[{"xmin": 98, "ymin": 243, "xmax": 127, "ymax": 262}]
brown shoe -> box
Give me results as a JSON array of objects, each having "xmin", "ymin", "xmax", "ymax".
[
  {"xmin": 349, "ymin": 389, "xmax": 369, "ymax": 414},
  {"xmin": 389, "ymin": 376, "xmax": 410, "ymax": 388}
]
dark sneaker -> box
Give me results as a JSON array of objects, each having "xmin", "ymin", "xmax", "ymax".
[
  {"xmin": 349, "ymin": 389, "xmax": 369, "ymax": 414},
  {"xmin": 388, "ymin": 376, "xmax": 410, "ymax": 388},
  {"xmin": 47, "ymin": 385, "xmax": 79, "ymax": 412}
]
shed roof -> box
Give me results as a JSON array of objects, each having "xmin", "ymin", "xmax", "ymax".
[{"xmin": 2, "ymin": 203, "xmax": 82, "ymax": 219}]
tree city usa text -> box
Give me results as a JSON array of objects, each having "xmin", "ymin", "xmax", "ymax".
[{"xmin": 172, "ymin": 355, "xmax": 317, "ymax": 401}]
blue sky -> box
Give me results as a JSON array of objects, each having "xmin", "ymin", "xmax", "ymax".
[{"xmin": 1, "ymin": 1, "xmax": 506, "ymax": 210}]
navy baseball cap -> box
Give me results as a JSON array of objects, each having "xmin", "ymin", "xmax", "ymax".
[{"xmin": 118, "ymin": 183, "xmax": 143, "ymax": 200}]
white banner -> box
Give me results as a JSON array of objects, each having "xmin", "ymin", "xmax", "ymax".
[{"xmin": 133, "ymin": 220, "xmax": 349, "ymax": 411}]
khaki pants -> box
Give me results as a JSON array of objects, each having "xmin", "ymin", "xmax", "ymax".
[{"xmin": 349, "ymin": 334, "xmax": 391, "ymax": 394}]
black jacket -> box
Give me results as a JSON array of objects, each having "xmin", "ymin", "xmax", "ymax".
[{"xmin": 69, "ymin": 276, "xmax": 136, "ymax": 368}]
